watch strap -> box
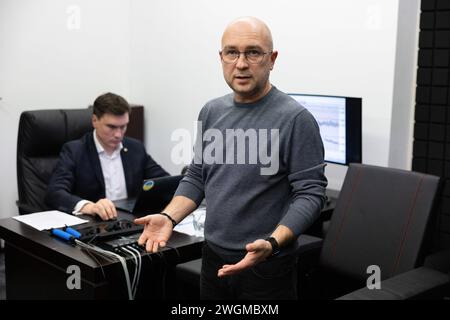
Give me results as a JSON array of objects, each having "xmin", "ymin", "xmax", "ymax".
[{"xmin": 265, "ymin": 236, "xmax": 280, "ymax": 256}]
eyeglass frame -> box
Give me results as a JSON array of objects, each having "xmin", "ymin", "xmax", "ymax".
[{"xmin": 219, "ymin": 49, "xmax": 273, "ymax": 64}]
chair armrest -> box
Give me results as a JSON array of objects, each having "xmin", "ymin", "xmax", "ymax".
[
  {"xmin": 424, "ymin": 250, "xmax": 450, "ymax": 273},
  {"xmin": 294, "ymin": 234, "xmax": 323, "ymax": 273},
  {"xmin": 305, "ymin": 199, "xmax": 335, "ymax": 237},
  {"xmin": 294, "ymin": 234, "xmax": 323, "ymax": 256},
  {"xmin": 337, "ymin": 267, "xmax": 450, "ymax": 300}
]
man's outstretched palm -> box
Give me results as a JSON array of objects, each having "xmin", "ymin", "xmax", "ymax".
[{"xmin": 135, "ymin": 214, "xmax": 173, "ymax": 253}]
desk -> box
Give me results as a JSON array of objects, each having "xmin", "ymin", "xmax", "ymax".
[{"xmin": 0, "ymin": 212, "xmax": 203, "ymax": 299}]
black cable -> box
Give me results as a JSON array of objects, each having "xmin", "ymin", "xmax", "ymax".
[
  {"xmin": 143, "ymin": 251, "xmax": 153, "ymax": 264},
  {"xmin": 139, "ymin": 249, "xmax": 164, "ymax": 299},
  {"xmin": 131, "ymin": 245, "xmax": 180, "ymax": 299},
  {"xmin": 76, "ymin": 240, "xmax": 133, "ymax": 299},
  {"xmin": 81, "ymin": 247, "xmax": 107, "ymax": 279},
  {"xmin": 87, "ymin": 234, "xmax": 99, "ymax": 245},
  {"xmin": 156, "ymin": 252, "xmax": 168, "ymax": 299},
  {"xmin": 165, "ymin": 245, "xmax": 181, "ymax": 264}
]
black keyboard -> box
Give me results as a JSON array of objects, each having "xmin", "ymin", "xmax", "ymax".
[{"xmin": 76, "ymin": 219, "xmax": 144, "ymax": 242}]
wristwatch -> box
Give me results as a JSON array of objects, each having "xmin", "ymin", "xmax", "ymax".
[{"xmin": 265, "ymin": 236, "xmax": 280, "ymax": 256}]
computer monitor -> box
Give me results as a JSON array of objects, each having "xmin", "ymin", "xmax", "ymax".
[{"xmin": 288, "ymin": 93, "xmax": 362, "ymax": 165}]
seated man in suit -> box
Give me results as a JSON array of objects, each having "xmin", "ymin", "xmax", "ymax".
[{"xmin": 46, "ymin": 92, "xmax": 169, "ymax": 220}]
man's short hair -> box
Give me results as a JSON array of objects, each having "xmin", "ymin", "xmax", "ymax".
[{"xmin": 93, "ymin": 92, "xmax": 131, "ymax": 118}]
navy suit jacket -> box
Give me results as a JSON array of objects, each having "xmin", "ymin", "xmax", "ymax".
[{"xmin": 45, "ymin": 132, "xmax": 169, "ymax": 213}]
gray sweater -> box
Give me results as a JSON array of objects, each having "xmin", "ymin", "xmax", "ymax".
[{"xmin": 175, "ymin": 86, "xmax": 327, "ymax": 257}]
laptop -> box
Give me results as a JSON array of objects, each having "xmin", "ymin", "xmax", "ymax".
[{"xmin": 114, "ymin": 175, "xmax": 184, "ymax": 216}]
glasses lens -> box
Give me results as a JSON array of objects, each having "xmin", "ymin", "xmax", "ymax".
[
  {"xmin": 246, "ymin": 52, "xmax": 263, "ymax": 64},
  {"xmin": 222, "ymin": 51, "xmax": 238, "ymax": 63},
  {"xmin": 221, "ymin": 50, "xmax": 270, "ymax": 64}
]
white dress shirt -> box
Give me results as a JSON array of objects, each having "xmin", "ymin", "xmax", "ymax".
[{"xmin": 73, "ymin": 130, "xmax": 128, "ymax": 213}]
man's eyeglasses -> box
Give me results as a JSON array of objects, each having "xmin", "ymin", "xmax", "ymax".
[{"xmin": 220, "ymin": 49, "xmax": 272, "ymax": 64}]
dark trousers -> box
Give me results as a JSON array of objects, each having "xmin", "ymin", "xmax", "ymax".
[{"xmin": 200, "ymin": 242, "xmax": 298, "ymax": 300}]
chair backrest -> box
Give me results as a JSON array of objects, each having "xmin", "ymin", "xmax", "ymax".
[
  {"xmin": 320, "ymin": 163, "xmax": 440, "ymax": 282},
  {"xmin": 16, "ymin": 106, "xmax": 144, "ymax": 214},
  {"xmin": 16, "ymin": 108, "xmax": 93, "ymax": 214}
]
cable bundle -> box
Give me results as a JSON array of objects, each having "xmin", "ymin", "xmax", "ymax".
[{"xmin": 75, "ymin": 240, "xmax": 134, "ymax": 300}]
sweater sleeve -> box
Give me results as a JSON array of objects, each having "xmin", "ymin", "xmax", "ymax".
[{"xmin": 279, "ymin": 109, "xmax": 328, "ymax": 236}]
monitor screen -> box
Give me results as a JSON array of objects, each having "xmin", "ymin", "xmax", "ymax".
[{"xmin": 288, "ymin": 93, "xmax": 362, "ymax": 165}]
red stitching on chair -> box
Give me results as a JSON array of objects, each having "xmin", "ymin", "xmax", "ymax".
[
  {"xmin": 391, "ymin": 175, "xmax": 424, "ymax": 276},
  {"xmin": 330, "ymin": 166, "xmax": 363, "ymax": 259}
]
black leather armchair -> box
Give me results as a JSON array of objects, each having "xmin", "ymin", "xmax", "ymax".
[
  {"xmin": 299, "ymin": 163, "xmax": 449, "ymax": 299},
  {"xmin": 176, "ymin": 164, "xmax": 450, "ymax": 300},
  {"xmin": 16, "ymin": 108, "xmax": 92, "ymax": 214},
  {"xmin": 16, "ymin": 106, "xmax": 144, "ymax": 215}
]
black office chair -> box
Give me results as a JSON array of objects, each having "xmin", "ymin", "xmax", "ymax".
[
  {"xmin": 16, "ymin": 108, "xmax": 93, "ymax": 214},
  {"xmin": 299, "ymin": 163, "xmax": 449, "ymax": 299},
  {"xmin": 16, "ymin": 106, "xmax": 145, "ymax": 215}
]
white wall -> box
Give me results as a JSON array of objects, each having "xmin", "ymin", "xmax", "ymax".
[
  {"xmin": 129, "ymin": 0, "xmax": 416, "ymax": 189},
  {"xmin": 0, "ymin": 0, "xmax": 131, "ymax": 219},
  {"xmin": 0, "ymin": 0, "xmax": 420, "ymax": 219}
]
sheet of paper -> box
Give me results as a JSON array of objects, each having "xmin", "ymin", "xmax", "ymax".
[
  {"xmin": 13, "ymin": 210, "xmax": 89, "ymax": 231},
  {"xmin": 174, "ymin": 207, "xmax": 205, "ymax": 237}
]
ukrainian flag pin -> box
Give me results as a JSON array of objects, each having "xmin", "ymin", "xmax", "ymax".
[{"xmin": 143, "ymin": 180, "xmax": 154, "ymax": 191}]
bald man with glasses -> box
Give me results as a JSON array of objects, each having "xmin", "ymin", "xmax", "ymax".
[{"xmin": 136, "ymin": 17, "xmax": 327, "ymax": 300}]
